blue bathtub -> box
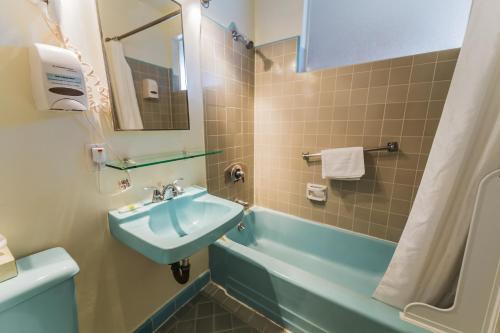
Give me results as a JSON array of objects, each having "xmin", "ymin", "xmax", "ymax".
[{"xmin": 210, "ymin": 207, "xmax": 427, "ymax": 333}]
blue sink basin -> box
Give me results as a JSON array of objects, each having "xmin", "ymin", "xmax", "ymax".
[{"xmin": 108, "ymin": 186, "xmax": 244, "ymax": 264}]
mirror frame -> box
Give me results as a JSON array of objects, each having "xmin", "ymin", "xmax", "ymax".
[{"xmin": 94, "ymin": 0, "xmax": 190, "ymax": 131}]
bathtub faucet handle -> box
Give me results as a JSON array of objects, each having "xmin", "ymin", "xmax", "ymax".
[
  {"xmin": 236, "ymin": 169, "xmax": 245, "ymax": 183},
  {"xmin": 230, "ymin": 164, "xmax": 245, "ymax": 183}
]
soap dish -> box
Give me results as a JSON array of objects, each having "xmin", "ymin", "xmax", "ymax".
[{"xmin": 306, "ymin": 183, "xmax": 328, "ymax": 202}]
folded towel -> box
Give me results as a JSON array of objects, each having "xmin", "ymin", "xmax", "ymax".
[{"xmin": 321, "ymin": 147, "xmax": 365, "ymax": 180}]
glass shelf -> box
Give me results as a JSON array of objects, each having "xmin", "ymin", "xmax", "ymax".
[{"xmin": 105, "ymin": 150, "xmax": 223, "ymax": 170}]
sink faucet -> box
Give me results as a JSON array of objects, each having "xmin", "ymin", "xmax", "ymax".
[
  {"xmin": 145, "ymin": 178, "xmax": 184, "ymax": 202},
  {"xmin": 162, "ymin": 178, "xmax": 185, "ymax": 200}
]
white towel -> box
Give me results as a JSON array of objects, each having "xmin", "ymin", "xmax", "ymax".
[{"xmin": 321, "ymin": 147, "xmax": 365, "ymax": 180}]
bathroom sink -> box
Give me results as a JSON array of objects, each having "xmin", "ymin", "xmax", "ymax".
[{"xmin": 108, "ymin": 186, "xmax": 244, "ymax": 264}]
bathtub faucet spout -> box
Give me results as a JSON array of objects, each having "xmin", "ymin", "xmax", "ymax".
[{"xmin": 234, "ymin": 199, "xmax": 249, "ymax": 207}]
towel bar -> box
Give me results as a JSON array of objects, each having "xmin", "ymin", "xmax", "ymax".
[{"xmin": 302, "ymin": 142, "xmax": 398, "ymax": 161}]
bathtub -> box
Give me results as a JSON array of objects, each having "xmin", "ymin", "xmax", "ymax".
[{"xmin": 209, "ymin": 207, "xmax": 426, "ymax": 333}]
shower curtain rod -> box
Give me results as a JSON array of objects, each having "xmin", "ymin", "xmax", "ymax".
[{"xmin": 105, "ymin": 9, "xmax": 181, "ymax": 42}]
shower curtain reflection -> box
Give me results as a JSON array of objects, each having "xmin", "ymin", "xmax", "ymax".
[{"xmin": 105, "ymin": 41, "xmax": 144, "ymax": 130}]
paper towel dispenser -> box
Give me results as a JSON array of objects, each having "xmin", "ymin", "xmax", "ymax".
[
  {"xmin": 142, "ymin": 79, "xmax": 159, "ymax": 99},
  {"xmin": 29, "ymin": 43, "xmax": 88, "ymax": 111}
]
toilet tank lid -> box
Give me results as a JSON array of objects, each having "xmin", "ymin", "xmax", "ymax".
[{"xmin": 0, "ymin": 247, "xmax": 79, "ymax": 313}]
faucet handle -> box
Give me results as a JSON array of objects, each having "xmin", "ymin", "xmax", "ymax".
[
  {"xmin": 173, "ymin": 177, "xmax": 185, "ymax": 194},
  {"xmin": 144, "ymin": 186, "xmax": 164, "ymax": 203},
  {"xmin": 229, "ymin": 164, "xmax": 245, "ymax": 183}
]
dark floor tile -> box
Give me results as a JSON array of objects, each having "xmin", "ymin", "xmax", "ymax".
[
  {"xmin": 175, "ymin": 304, "xmax": 196, "ymax": 322},
  {"xmin": 214, "ymin": 313, "xmax": 232, "ymax": 332},
  {"xmin": 213, "ymin": 303, "xmax": 227, "ymax": 315},
  {"xmin": 176, "ymin": 320, "xmax": 195, "ymax": 333},
  {"xmin": 196, "ymin": 301, "xmax": 214, "ymax": 318},
  {"xmin": 156, "ymin": 317, "xmax": 177, "ymax": 333},
  {"xmin": 157, "ymin": 326, "xmax": 176, "ymax": 333},
  {"xmin": 233, "ymin": 328, "xmax": 259, "ymax": 333},
  {"xmin": 192, "ymin": 293, "xmax": 211, "ymax": 305},
  {"xmin": 195, "ymin": 316, "xmax": 213, "ymax": 333},
  {"xmin": 156, "ymin": 284, "xmax": 285, "ymax": 333},
  {"xmin": 231, "ymin": 315, "xmax": 247, "ymax": 329}
]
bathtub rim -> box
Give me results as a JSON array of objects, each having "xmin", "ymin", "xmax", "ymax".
[{"xmin": 243, "ymin": 205, "xmax": 398, "ymax": 246}]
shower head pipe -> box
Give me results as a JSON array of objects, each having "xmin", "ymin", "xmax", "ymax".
[{"xmin": 231, "ymin": 30, "xmax": 254, "ymax": 49}]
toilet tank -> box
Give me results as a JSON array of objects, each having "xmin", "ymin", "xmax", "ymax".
[{"xmin": 0, "ymin": 247, "xmax": 80, "ymax": 333}]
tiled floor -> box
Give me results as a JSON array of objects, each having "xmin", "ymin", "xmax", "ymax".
[{"xmin": 157, "ymin": 283, "xmax": 286, "ymax": 333}]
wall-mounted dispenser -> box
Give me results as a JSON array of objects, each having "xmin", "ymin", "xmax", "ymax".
[
  {"xmin": 142, "ymin": 79, "xmax": 159, "ymax": 99},
  {"xmin": 29, "ymin": 43, "xmax": 88, "ymax": 111}
]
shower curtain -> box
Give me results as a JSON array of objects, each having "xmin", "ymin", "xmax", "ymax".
[
  {"xmin": 105, "ymin": 41, "xmax": 144, "ymax": 130},
  {"xmin": 373, "ymin": 0, "xmax": 500, "ymax": 309}
]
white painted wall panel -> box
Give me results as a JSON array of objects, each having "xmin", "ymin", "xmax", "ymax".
[
  {"xmin": 304, "ymin": 0, "xmax": 471, "ymax": 71},
  {"xmin": 202, "ymin": 0, "xmax": 254, "ymax": 38},
  {"xmin": 254, "ymin": 0, "xmax": 303, "ymax": 46}
]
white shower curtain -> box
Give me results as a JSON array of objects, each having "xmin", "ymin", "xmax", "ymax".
[
  {"xmin": 374, "ymin": 0, "xmax": 500, "ymax": 309},
  {"xmin": 105, "ymin": 41, "xmax": 144, "ymax": 130}
]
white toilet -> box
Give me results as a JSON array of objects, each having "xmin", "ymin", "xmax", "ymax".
[{"xmin": 0, "ymin": 247, "xmax": 79, "ymax": 333}]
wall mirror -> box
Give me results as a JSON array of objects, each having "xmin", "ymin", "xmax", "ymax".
[{"xmin": 96, "ymin": 0, "xmax": 189, "ymax": 131}]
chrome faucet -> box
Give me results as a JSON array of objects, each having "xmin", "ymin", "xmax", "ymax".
[
  {"xmin": 145, "ymin": 178, "xmax": 184, "ymax": 203},
  {"xmin": 162, "ymin": 178, "xmax": 185, "ymax": 200}
]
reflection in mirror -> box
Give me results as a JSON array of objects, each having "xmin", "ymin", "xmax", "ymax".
[{"xmin": 96, "ymin": 0, "xmax": 189, "ymax": 131}]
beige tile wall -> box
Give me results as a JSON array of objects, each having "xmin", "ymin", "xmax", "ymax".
[
  {"xmin": 254, "ymin": 38, "xmax": 459, "ymax": 241},
  {"xmin": 127, "ymin": 57, "xmax": 176, "ymax": 129},
  {"xmin": 171, "ymin": 90, "xmax": 189, "ymax": 129},
  {"xmin": 201, "ymin": 17, "xmax": 255, "ymax": 205}
]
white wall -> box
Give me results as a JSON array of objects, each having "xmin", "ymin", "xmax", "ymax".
[
  {"xmin": 202, "ymin": 0, "xmax": 254, "ymax": 39},
  {"xmin": 0, "ymin": 0, "xmax": 207, "ymax": 332},
  {"xmin": 303, "ymin": 0, "xmax": 472, "ymax": 71},
  {"xmin": 201, "ymin": 0, "xmax": 303, "ymax": 47},
  {"xmin": 254, "ymin": 0, "xmax": 303, "ymax": 46}
]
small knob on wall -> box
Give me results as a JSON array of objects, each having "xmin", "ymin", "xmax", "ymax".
[
  {"xmin": 230, "ymin": 164, "xmax": 245, "ymax": 183},
  {"xmin": 234, "ymin": 169, "xmax": 245, "ymax": 183}
]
